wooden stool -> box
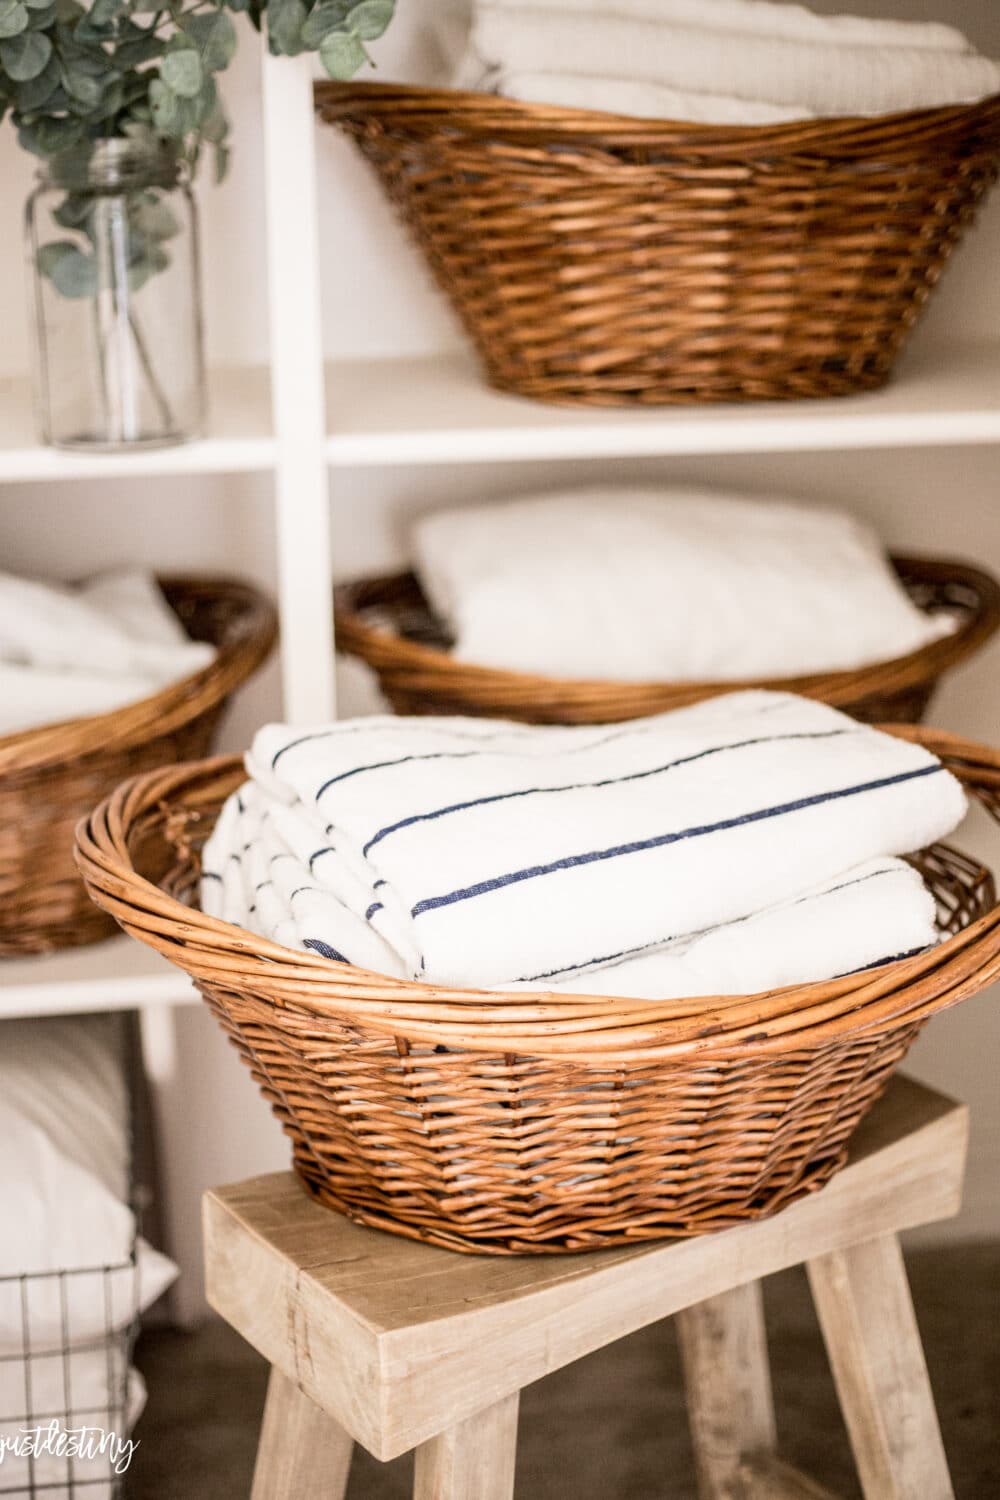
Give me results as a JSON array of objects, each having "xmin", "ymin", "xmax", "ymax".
[{"xmin": 203, "ymin": 1074, "xmax": 967, "ymax": 1500}]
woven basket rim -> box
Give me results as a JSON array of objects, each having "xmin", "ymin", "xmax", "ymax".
[
  {"xmin": 75, "ymin": 725, "xmax": 1000, "ymax": 1061},
  {"xmin": 0, "ymin": 573, "xmax": 278, "ymax": 776},
  {"xmin": 314, "ymin": 78, "xmax": 1000, "ymax": 155},
  {"xmin": 333, "ymin": 553, "xmax": 1000, "ymax": 706}
]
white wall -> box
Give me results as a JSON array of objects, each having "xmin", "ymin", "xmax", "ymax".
[{"xmin": 1, "ymin": 0, "xmax": 999, "ymax": 1300}]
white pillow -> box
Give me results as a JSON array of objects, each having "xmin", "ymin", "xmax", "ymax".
[
  {"xmin": 412, "ymin": 488, "xmax": 955, "ymax": 681},
  {"xmin": 0, "ymin": 1018, "xmax": 177, "ymax": 1349}
]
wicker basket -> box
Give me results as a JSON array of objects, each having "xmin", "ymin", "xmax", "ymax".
[
  {"xmin": 315, "ymin": 83, "xmax": 1000, "ymax": 406},
  {"xmin": 334, "ymin": 555, "xmax": 1000, "ymax": 727},
  {"xmin": 76, "ymin": 726, "xmax": 1000, "ymax": 1255},
  {"xmin": 0, "ymin": 576, "xmax": 277, "ymax": 957}
]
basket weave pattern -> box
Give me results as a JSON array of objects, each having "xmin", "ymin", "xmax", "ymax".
[
  {"xmin": 0, "ymin": 577, "xmax": 276, "ymax": 956},
  {"xmin": 334, "ymin": 555, "xmax": 1000, "ymax": 726},
  {"xmin": 76, "ymin": 729, "xmax": 1000, "ymax": 1254},
  {"xmin": 316, "ymin": 84, "xmax": 1000, "ymax": 406}
]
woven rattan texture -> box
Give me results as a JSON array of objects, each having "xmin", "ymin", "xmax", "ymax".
[
  {"xmin": 333, "ymin": 555, "xmax": 1000, "ymax": 726},
  {"xmin": 0, "ymin": 577, "xmax": 277, "ymax": 956},
  {"xmin": 76, "ymin": 728, "xmax": 1000, "ymax": 1254},
  {"xmin": 315, "ymin": 84, "xmax": 1000, "ymax": 406}
]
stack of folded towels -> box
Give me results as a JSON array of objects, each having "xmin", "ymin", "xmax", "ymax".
[
  {"xmin": 0, "ymin": 568, "xmax": 216, "ymax": 737},
  {"xmin": 202, "ymin": 691, "xmax": 966, "ymax": 999},
  {"xmin": 454, "ymin": 0, "xmax": 1000, "ymax": 123}
]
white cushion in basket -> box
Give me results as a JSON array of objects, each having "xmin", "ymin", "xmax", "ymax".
[{"xmin": 412, "ymin": 488, "xmax": 954, "ymax": 682}]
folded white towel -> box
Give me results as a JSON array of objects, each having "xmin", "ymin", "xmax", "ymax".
[
  {"xmin": 202, "ymin": 692, "xmax": 965, "ymax": 994},
  {"xmin": 497, "ymin": 71, "xmax": 810, "ymax": 123},
  {"xmin": 469, "ymin": 7, "xmax": 1000, "ymax": 117},
  {"xmin": 0, "ymin": 570, "xmax": 216, "ymax": 736},
  {"xmin": 503, "ymin": 856, "xmax": 938, "ymax": 996},
  {"xmin": 413, "ymin": 489, "xmax": 954, "ymax": 683},
  {"xmin": 475, "ymin": 0, "xmax": 973, "ymax": 55}
]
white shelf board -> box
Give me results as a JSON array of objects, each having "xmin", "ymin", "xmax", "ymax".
[
  {"xmin": 1, "ymin": 936, "xmax": 198, "ymax": 1019},
  {"xmin": 0, "ymin": 365, "xmax": 275, "ymax": 482},
  {"xmin": 324, "ymin": 339, "xmax": 1000, "ymax": 467}
]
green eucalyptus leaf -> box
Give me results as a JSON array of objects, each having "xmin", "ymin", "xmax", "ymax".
[
  {"xmin": 13, "ymin": 49, "xmax": 58, "ymax": 106},
  {"xmin": 298, "ymin": 0, "xmax": 351, "ymax": 45},
  {"xmin": 1, "ymin": 29, "xmax": 52, "ymax": 78},
  {"xmin": 0, "ymin": 0, "xmax": 28, "ymax": 39},
  {"xmin": 318, "ymin": 25, "xmax": 366, "ymax": 78},
  {"xmin": 37, "ymin": 239, "xmax": 98, "ymax": 297},
  {"xmin": 24, "ymin": 3, "xmax": 58, "ymax": 29},
  {"xmin": 160, "ymin": 45, "xmax": 201, "ymax": 98},
  {"xmin": 111, "ymin": 30, "xmax": 162, "ymax": 69},
  {"xmin": 266, "ymin": 0, "xmax": 305, "ymax": 55},
  {"xmin": 132, "ymin": 189, "xmax": 178, "ymax": 240},
  {"xmin": 183, "ymin": 10, "xmax": 235, "ymax": 71},
  {"xmin": 148, "ymin": 73, "xmax": 176, "ymax": 128},
  {"xmin": 16, "ymin": 112, "xmax": 81, "ymax": 152},
  {"xmin": 53, "ymin": 189, "xmax": 91, "ymax": 229},
  {"xmin": 59, "ymin": 59, "xmax": 106, "ymax": 106},
  {"xmin": 345, "ymin": 0, "xmax": 392, "ymax": 41}
]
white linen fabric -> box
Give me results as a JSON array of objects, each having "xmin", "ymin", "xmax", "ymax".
[
  {"xmin": 495, "ymin": 72, "xmax": 807, "ymax": 123},
  {"xmin": 412, "ymin": 489, "xmax": 953, "ymax": 682},
  {"xmin": 469, "ymin": 0, "xmax": 973, "ymax": 54},
  {"xmin": 0, "ymin": 569, "xmax": 215, "ymax": 737},
  {"xmin": 456, "ymin": 1, "xmax": 998, "ymax": 122},
  {"xmin": 0, "ymin": 1351, "xmax": 144, "ymax": 1500},
  {"xmin": 202, "ymin": 692, "xmax": 965, "ymax": 994},
  {"xmin": 0, "ymin": 1019, "xmax": 175, "ymax": 1500},
  {"xmin": 467, "ymin": 8, "xmax": 1000, "ymax": 119}
]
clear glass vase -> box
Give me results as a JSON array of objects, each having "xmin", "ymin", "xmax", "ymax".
[{"xmin": 26, "ymin": 138, "xmax": 207, "ymax": 450}]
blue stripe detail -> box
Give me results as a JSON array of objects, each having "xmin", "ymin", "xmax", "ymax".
[
  {"xmin": 412, "ymin": 765, "xmax": 943, "ymax": 919},
  {"xmin": 309, "ymin": 846, "xmax": 336, "ymax": 870},
  {"xmin": 365, "ymin": 901, "xmax": 383, "ymax": 921},
  {"xmin": 360, "ymin": 729, "xmax": 853, "ymax": 856},
  {"xmin": 514, "ymin": 865, "xmax": 899, "ymax": 985},
  {"xmin": 316, "ymin": 750, "xmax": 482, "ymax": 800},
  {"xmin": 201, "ymin": 870, "xmax": 221, "ymax": 882},
  {"xmin": 303, "ymin": 938, "xmax": 348, "ymax": 963}
]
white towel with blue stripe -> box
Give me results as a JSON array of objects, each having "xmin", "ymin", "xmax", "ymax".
[{"xmin": 201, "ymin": 692, "xmax": 965, "ymax": 997}]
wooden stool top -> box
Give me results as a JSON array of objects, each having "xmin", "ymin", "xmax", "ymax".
[{"xmin": 204, "ymin": 1075, "xmax": 965, "ymax": 1461}]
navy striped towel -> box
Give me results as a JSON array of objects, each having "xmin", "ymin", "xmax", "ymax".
[{"xmin": 201, "ymin": 691, "xmax": 965, "ymax": 995}]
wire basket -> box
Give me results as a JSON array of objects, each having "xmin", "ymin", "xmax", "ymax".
[
  {"xmin": 0, "ymin": 1257, "xmax": 140, "ymax": 1500},
  {"xmin": 316, "ymin": 83, "xmax": 1000, "ymax": 406},
  {"xmin": 334, "ymin": 555, "xmax": 1000, "ymax": 726}
]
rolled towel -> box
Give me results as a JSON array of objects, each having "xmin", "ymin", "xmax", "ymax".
[
  {"xmin": 203, "ymin": 692, "xmax": 966, "ymax": 993},
  {"xmin": 496, "ymin": 71, "xmax": 811, "ymax": 123},
  {"xmin": 412, "ymin": 489, "xmax": 954, "ymax": 683},
  {"xmin": 470, "ymin": 8, "xmax": 1000, "ymax": 117},
  {"xmin": 476, "ymin": 0, "xmax": 973, "ymax": 54}
]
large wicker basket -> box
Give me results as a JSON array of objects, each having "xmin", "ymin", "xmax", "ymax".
[
  {"xmin": 76, "ymin": 726, "xmax": 1000, "ymax": 1255},
  {"xmin": 315, "ymin": 83, "xmax": 1000, "ymax": 406},
  {"xmin": 334, "ymin": 554, "xmax": 1000, "ymax": 726},
  {"xmin": 0, "ymin": 576, "xmax": 277, "ymax": 957}
]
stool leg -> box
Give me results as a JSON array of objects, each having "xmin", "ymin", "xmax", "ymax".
[
  {"xmin": 677, "ymin": 1280, "xmax": 777, "ymax": 1500},
  {"xmin": 807, "ymin": 1233, "xmax": 953, "ymax": 1500},
  {"xmin": 413, "ymin": 1391, "xmax": 519, "ymax": 1500},
  {"xmin": 251, "ymin": 1367, "xmax": 353, "ymax": 1500}
]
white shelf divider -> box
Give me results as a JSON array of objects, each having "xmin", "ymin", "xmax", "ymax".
[{"xmin": 0, "ymin": 937, "xmax": 197, "ymax": 1019}]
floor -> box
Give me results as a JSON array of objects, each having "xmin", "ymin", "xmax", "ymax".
[{"xmin": 130, "ymin": 1243, "xmax": 1000, "ymax": 1500}]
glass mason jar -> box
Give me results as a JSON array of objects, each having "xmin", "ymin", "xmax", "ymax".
[{"xmin": 25, "ymin": 138, "xmax": 206, "ymax": 450}]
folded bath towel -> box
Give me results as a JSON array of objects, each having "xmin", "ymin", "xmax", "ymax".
[
  {"xmin": 495, "ymin": 72, "xmax": 810, "ymax": 123},
  {"xmin": 473, "ymin": 0, "xmax": 973, "ymax": 55},
  {"xmin": 0, "ymin": 569, "xmax": 215, "ymax": 736},
  {"xmin": 202, "ymin": 692, "xmax": 965, "ymax": 994},
  {"xmin": 412, "ymin": 489, "xmax": 954, "ymax": 683},
  {"xmin": 467, "ymin": 7, "xmax": 1000, "ymax": 117}
]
